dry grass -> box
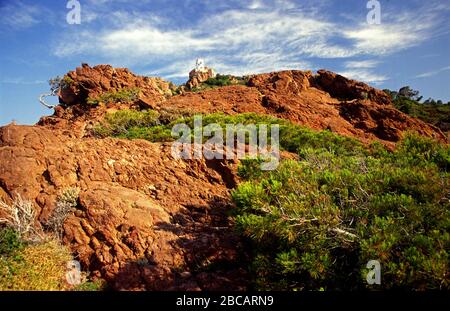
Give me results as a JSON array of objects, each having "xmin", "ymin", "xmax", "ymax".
[
  {"xmin": 0, "ymin": 238, "xmax": 73, "ymax": 291},
  {"xmin": 0, "ymin": 191, "xmax": 104, "ymax": 291}
]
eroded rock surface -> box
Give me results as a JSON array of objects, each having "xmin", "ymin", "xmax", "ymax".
[
  {"xmin": 0, "ymin": 125, "xmax": 246, "ymax": 290},
  {"xmin": 186, "ymin": 65, "xmax": 216, "ymax": 89},
  {"xmin": 59, "ymin": 63, "xmax": 175, "ymax": 107},
  {"xmin": 161, "ymin": 70, "xmax": 447, "ymax": 146}
]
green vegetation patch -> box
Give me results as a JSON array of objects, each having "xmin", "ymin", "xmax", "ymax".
[
  {"xmin": 87, "ymin": 87, "xmax": 141, "ymax": 105},
  {"xmin": 384, "ymin": 87, "xmax": 450, "ymax": 133},
  {"xmin": 0, "ymin": 228, "xmax": 73, "ymax": 291},
  {"xmin": 232, "ymin": 133, "xmax": 450, "ymax": 290},
  {"xmin": 191, "ymin": 74, "xmax": 247, "ymax": 92},
  {"xmin": 93, "ymin": 110, "xmax": 362, "ymax": 154},
  {"xmin": 93, "ymin": 109, "xmax": 450, "ymax": 290}
]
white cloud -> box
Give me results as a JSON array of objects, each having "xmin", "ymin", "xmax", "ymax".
[
  {"xmin": 345, "ymin": 60, "xmax": 380, "ymax": 69},
  {"xmin": 0, "ymin": 78, "xmax": 46, "ymax": 85},
  {"xmin": 54, "ymin": 9, "xmax": 350, "ymax": 62},
  {"xmin": 247, "ymin": 0, "xmax": 266, "ymax": 10},
  {"xmin": 101, "ymin": 27, "xmax": 214, "ymax": 56},
  {"xmin": 82, "ymin": 11, "xmax": 99, "ymax": 23},
  {"xmin": 52, "ymin": 0, "xmax": 445, "ymax": 80},
  {"xmin": 343, "ymin": 8, "xmax": 443, "ymax": 55},
  {"xmin": 343, "ymin": 25, "xmax": 419, "ymax": 55},
  {"xmin": 0, "ymin": 2, "xmax": 42, "ymax": 29},
  {"xmin": 338, "ymin": 69, "xmax": 387, "ymax": 84},
  {"xmin": 339, "ymin": 59, "xmax": 387, "ymax": 84},
  {"xmin": 415, "ymin": 66, "xmax": 450, "ymax": 78}
]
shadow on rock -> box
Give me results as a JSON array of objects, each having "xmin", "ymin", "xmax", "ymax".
[{"xmin": 108, "ymin": 196, "xmax": 250, "ymax": 291}]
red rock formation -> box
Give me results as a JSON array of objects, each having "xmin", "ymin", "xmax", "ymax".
[
  {"xmin": 160, "ymin": 70, "xmax": 447, "ymax": 146},
  {"xmin": 314, "ymin": 69, "xmax": 392, "ymax": 105},
  {"xmin": 46, "ymin": 65, "xmax": 445, "ymax": 145},
  {"xmin": 0, "ymin": 124, "xmax": 246, "ymax": 290},
  {"xmin": 59, "ymin": 63, "xmax": 175, "ymax": 107},
  {"xmin": 186, "ymin": 67, "xmax": 216, "ymax": 89},
  {"xmin": 39, "ymin": 63, "xmax": 178, "ymax": 138}
]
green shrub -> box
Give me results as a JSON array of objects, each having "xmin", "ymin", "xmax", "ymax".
[
  {"xmin": 87, "ymin": 87, "xmax": 141, "ymax": 105},
  {"xmin": 191, "ymin": 74, "xmax": 247, "ymax": 92},
  {"xmin": 93, "ymin": 109, "xmax": 160, "ymax": 137},
  {"xmin": 46, "ymin": 187, "xmax": 80, "ymax": 238},
  {"xmin": 204, "ymin": 74, "xmax": 233, "ymax": 87},
  {"xmin": 73, "ymin": 279, "xmax": 106, "ymax": 291},
  {"xmin": 0, "ymin": 227, "xmax": 24, "ymax": 256},
  {"xmin": 158, "ymin": 107, "xmax": 196, "ymax": 124},
  {"xmin": 389, "ymin": 94, "xmax": 450, "ymax": 134},
  {"xmin": 233, "ymin": 134, "xmax": 450, "ymax": 290},
  {"xmin": 396, "ymin": 132, "xmax": 450, "ymax": 171},
  {"xmin": 63, "ymin": 76, "xmax": 74, "ymax": 87},
  {"xmin": 0, "ymin": 226, "xmax": 105, "ymax": 291},
  {"xmin": 92, "ymin": 110, "xmax": 368, "ymax": 158}
]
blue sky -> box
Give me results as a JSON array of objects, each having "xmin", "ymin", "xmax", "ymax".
[{"xmin": 0, "ymin": 0, "xmax": 449, "ymax": 125}]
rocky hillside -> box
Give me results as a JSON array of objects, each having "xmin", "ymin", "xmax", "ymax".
[
  {"xmin": 40, "ymin": 64, "xmax": 446, "ymax": 146},
  {"xmin": 0, "ymin": 64, "xmax": 447, "ymax": 290}
]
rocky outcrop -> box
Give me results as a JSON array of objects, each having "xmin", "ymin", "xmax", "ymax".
[
  {"xmin": 40, "ymin": 65, "xmax": 446, "ymax": 146},
  {"xmin": 39, "ymin": 63, "xmax": 179, "ymax": 138},
  {"xmin": 161, "ymin": 70, "xmax": 446, "ymax": 146},
  {"xmin": 0, "ymin": 124, "xmax": 247, "ymax": 290},
  {"xmin": 314, "ymin": 69, "xmax": 392, "ymax": 105},
  {"xmin": 59, "ymin": 63, "xmax": 175, "ymax": 107},
  {"xmin": 186, "ymin": 67, "xmax": 216, "ymax": 89}
]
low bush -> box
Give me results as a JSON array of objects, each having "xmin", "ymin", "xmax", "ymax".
[
  {"xmin": 87, "ymin": 87, "xmax": 141, "ymax": 106},
  {"xmin": 0, "ymin": 225, "xmax": 105, "ymax": 291},
  {"xmin": 73, "ymin": 279, "xmax": 106, "ymax": 291},
  {"xmin": 46, "ymin": 187, "xmax": 80, "ymax": 238},
  {"xmin": 191, "ymin": 74, "xmax": 247, "ymax": 92},
  {"xmin": 93, "ymin": 109, "xmax": 160, "ymax": 137},
  {"xmin": 0, "ymin": 193, "xmax": 104, "ymax": 291},
  {"xmin": 386, "ymin": 91, "xmax": 450, "ymax": 133},
  {"xmin": 0, "ymin": 227, "xmax": 24, "ymax": 256},
  {"xmin": 158, "ymin": 107, "xmax": 196, "ymax": 124},
  {"xmin": 97, "ymin": 111, "xmax": 364, "ymax": 162},
  {"xmin": 93, "ymin": 110, "xmax": 361, "ymax": 153},
  {"xmin": 204, "ymin": 74, "xmax": 233, "ymax": 87},
  {"xmin": 232, "ymin": 133, "xmax": 450, "ymax": 290}
]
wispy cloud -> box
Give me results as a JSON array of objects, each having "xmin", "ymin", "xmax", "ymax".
[
  {"xmin": 342, "ymin": 4, "xmax": 448, "ymax": 55},
  {"xmin": 338, "ymin": 69, "xmax": 387, "ymax": 84},
  {"xmin": 54, "ymin": 6, "xmax": 340, "ymax": 78},
  {"xmin": 339, "ymin": 59, "xmax": 387, "ymax": 84},
  {"xmin": 415, "ymin": 66, "xmax": 450, "ymax": 78},
  {"xmin": 344, "ymin": 60, "xmax": 380, "ymax": 69},
  {"xmin": 0, "ymin": 78, "xmax": 46, "ymax": 85},
  {"xmin": 52, "ymin": 0, "xmax": 445, "ymax": 80},
  {"xmin": 0, "ymin": 2, "xmax": 43, "ymax": 29}
]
